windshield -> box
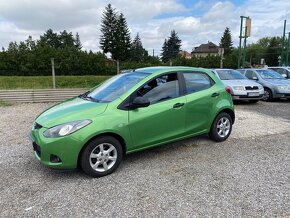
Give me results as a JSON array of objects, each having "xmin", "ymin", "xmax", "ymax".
[
  {"xmin": 256, "ymin": 69, "xmax": 284, "ymax": 79},
  {"xmin": 83, "ymin": 72, "xmax": 148, "ymax": 102},
  {"xmin": 216, "ymin": 69, "xmax": 247, "ymax": 80}
]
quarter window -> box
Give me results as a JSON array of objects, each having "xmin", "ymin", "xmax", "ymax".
[
  {"xmin": 183, "ymin": 72, "xmax": 213, "ymax": 94},
  {"xmin": 137, "ymin": 73, "xmax": 180, "ymax": 104}
]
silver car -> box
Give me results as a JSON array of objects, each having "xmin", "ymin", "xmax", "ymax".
[
  {"xmin": 212, "ymin": 69, "xmax": 264, "ymax": 103},
  {"xmin": 238, "ymin": 68, "xmax": 290, "ymax": 101},
  {"xmin": 268, "ymin": 67, "xmax": 290, "ymax": 80}
]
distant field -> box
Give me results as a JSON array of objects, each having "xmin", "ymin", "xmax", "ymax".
[{"xmin": 0, "ymin": 76, "xmax": 111, "ymax": 89}]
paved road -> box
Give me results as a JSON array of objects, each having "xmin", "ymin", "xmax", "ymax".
[{"xmin": 0, "ymin": 101, "xmax": 289, "ymax": 217}]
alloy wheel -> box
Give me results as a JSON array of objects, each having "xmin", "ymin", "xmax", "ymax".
[
  {"xmin": 216, "ymin": 117, "xmax": 230, "ymax": 138},
  {"xmin": 89, "ymin": 143, "xmax": 117, "ymax": 172}
]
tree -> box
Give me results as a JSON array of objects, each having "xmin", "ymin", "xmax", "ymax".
[
  {"xmin": 112, "ymin": 13, "xmax": 131, "ymax": 61},
  {"xmin": 220, "ymin": 27, "xmax": 233, "ymax": 56},
  {"xmin": 39, "ymin": 29, "xmax": 61, "ymax": 48},
  {"xmin": 161, "ymin": 30, "xmax": 182, "ymax": 63},
  {"xmin": 59, "ymin": 30, "xmax": 75, "ymax": 48},
  {"xmin": 99, "ymin": 4, "xmax": 118, "ymax": 54},
  {"xmin": 75, "ymin": 32, "xmax": 82, "ymax": 50},
  {"xmin": 130, "ymin": 33, "xmax": 148, "ymax": 62}
]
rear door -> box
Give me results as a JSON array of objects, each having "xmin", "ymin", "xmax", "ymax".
[{"xmin": 181, "ymin": 71, "xmax": 219, "ymax": 135}]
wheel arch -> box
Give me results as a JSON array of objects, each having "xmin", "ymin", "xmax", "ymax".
[
  {"xmin": 77, "ymin": 132, "xmax": 127, "ymax": 167},
  {"xmin": 216, "ymin": 108, "xmax": 235, "ymax": 124}
]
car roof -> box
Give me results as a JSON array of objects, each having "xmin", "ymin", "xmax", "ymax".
[{"xmin": 134, "ymin": 66, "xmax": 209, "ymax": 74}]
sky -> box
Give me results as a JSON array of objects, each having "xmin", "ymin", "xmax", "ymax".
[{"xmin": 0, "ymin": 0, "xmax": 290, "ymax": 56}]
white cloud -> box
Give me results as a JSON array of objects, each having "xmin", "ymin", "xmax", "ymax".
[{"xmin": 0, "ymin": 0, "xmax": 290, "ymax": 56}]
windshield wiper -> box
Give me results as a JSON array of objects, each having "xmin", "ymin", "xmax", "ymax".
[{"xmin": 79, "ymin": 92, "xmax": 101, "ymax": 103}]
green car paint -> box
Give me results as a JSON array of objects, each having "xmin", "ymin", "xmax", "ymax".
[{"xmin": 30, "ymin": 66, "xmax": 234, "ymax": 170}]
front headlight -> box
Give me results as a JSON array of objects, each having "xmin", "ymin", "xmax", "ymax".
[
  {"xmin": 233, "ymin": 86, "xmax": 244, "ymax": 91},
  {"xmin": 43, "ymin": 120, "xmax": 92, "ymax": 138},
  {"xmin": 278, "ymin": 85, "xmax": 289, "ymax": 90}
]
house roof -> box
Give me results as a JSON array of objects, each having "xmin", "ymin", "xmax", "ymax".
[{"xmin": 192, "ymin": 41, "xmax": 219, "ymax": 54}]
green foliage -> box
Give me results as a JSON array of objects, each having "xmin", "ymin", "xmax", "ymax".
[
  {"xmin": 0, "ymin": 34, "xmax": 116, "ymax": 76},
  {"xmin": 172, "ymin": 55, "xmax": 220, "ymax": 68},
  {"xmin": 161, "ymin": 30, "xmax": 182, "ymax": 63},
  {"xmin": 0, "ymin": 76, "xmax": 111, "ymax": 89},
  {"xmin": 0, "ymin": 101, "xmax": 14, "ymax": 107},
  {"xmin": 245, "ymin": 36, "xmax": 281, "ymax": 66}
]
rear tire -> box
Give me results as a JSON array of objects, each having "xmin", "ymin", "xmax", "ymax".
[
  {"xmin": 80, "ymin": 136, "xmax": 123, "ymax": 177},
  {"xmin": 209, "ymin": 112, "xmax": 233, "ymax": 142}
]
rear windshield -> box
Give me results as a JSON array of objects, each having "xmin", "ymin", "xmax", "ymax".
[{"xmin": 216, "ymin": 69, "xmax": 247, "ymax": 80}]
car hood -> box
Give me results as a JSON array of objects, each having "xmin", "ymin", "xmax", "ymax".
[
  {"xmin": 263, "ymin": 78, "xmax": 290, "ymax": 85},
  {"xmin": 35, "ymin": 97, "xmax": 108, "ymax": 128},
  {"xmin": 221, "ymin": 79, "xmax": 260, "ymax": 87}
]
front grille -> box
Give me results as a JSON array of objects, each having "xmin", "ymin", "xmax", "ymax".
[
  {"xmin": 245, "ymin": 86, "xmax": 258, "ymax": 90},
  {"xmin": 33, "ymin": 142, "xmax": 41, "ymax": 157},
  {"xmin": 34, "ymin": 122, "xmax": 42, "ymax": 129}
]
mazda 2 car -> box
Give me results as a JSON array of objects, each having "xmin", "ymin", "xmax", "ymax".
[
  {"xmin": 212, "ymin": 69, "xmax": 264, "ymax": 103},
  {"xmin": 30, "ymin": 67, "xmax": 235, "ymax": 177}
]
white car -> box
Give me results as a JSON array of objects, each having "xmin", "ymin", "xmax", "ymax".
[{"xmin": 212, "ymin": 69, "xmax": 264, "ymax": 102}]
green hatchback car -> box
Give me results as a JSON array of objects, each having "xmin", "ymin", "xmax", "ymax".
[{"xmin": 30, "ymin": 67, "xmax": 235, "ymax": 177}]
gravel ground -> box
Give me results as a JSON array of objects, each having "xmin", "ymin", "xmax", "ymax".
[{"xmin": 0, "ymin": 101, "xmax": 290, "ymax": 217}]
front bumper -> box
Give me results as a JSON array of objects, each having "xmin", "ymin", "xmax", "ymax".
[
  {"xmin": 29, "ymin": 128, "xmax": 85, "ymax": 169},
  {"xmin": 273, "ymin": 92, "xmax": 290, "ymax": 99},
  {"xmin": 232, "ymin": 94, "xmax": 264, "ymax": 101}
]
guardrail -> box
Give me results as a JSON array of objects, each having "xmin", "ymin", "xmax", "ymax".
[{"xmin": 0, "ymin": 89, "xmax": 88, "ymax": 103}]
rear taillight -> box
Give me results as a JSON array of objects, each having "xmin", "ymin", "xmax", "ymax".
[{"xmin": 225, "ymin": 87, "xmax": 231, "ymax": 94}]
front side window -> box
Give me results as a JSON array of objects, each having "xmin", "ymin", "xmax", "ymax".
[
  {"xmin": 86, "ymin": 72, "xmax": 148, "ymax": 102},
  {"xmin": 183, "ymin": 72, "xmax": 213, "ymax": 94},
  {"xmin": 245, "ymin": 70, "xmax": 256, "ymax": 79},
  {"xmin": 136, "ymin": 73, "xmax": 180, "ymax": 104}
]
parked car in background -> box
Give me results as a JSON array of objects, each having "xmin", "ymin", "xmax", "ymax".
[
  {"xmin": 268, "ymin": 67, "xmax": 290, "ymax": 80},
  {"xmin": 238, "ymin": 68, "xmax": 290, "ymax": 101},
  {"xmin": 212, "ymin": 69, "xmax": 264, "ymax": 103},
  {"xmin": 30, "ymin": 67, "xmax": 235, "ymax": 177}
]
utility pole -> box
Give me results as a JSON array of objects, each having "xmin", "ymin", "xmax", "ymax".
[
  {"xmin": 286, "ymin": 32, "xmax": 290, "ymax": 66},
  {"xmin": 238, "ymin": 16, "xmax": 251, "ymax": 68},
  {"xmin": 281, "ymin": 20, "xmax": 286, "ymax": 66},
  {"xmin": 219, "ymin": 48, "xmax": 224, "ymax": 68},
  {"xmin": 153, "ymin": 49, "xmax": 155, "ymax": 57},
  {"xmin": 51, "ymin": 58, "xmax": 56, "ymax": 89}
]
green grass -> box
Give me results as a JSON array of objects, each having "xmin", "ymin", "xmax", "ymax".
[
  {"xmin": 0, "ymin": 101, "xmax": 14, "ymax": 106},
  {"xmin": 0, "ymin": 76, "xmax": 112, "ymax": 89}
]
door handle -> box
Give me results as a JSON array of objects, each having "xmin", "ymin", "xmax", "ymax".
[
  {"xmin": 211, "ymin": 92, "xmax": 220, "ymax": 97},
  {"xmin": 173, "ymin": 103, "xmax": 184, "ymax": 108}
]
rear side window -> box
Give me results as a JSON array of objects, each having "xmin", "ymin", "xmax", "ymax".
[{"xmin": 183, "ymin": 72, "xmax": 213, "ymax": 94}]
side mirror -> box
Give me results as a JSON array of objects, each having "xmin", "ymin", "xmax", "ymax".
[
  {"xmin": 252, "ymin": 76, "xmax": 258, "ymax": 80},
  {"xmin": 132, "ymin": 96, "xmax": 150, "ymax": 108},
  {"xmin": 282, "ymin": 74, "xmax": 287, "ymax": 78}
]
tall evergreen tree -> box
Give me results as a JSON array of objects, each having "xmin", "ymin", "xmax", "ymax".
[
  {"xmin": 130, "ymin": 33, "xmax": 148, "ymax": 62},
  {"xmin": 75, "ymin": 32, "xmax": 82, "ymax": 50},
  {"xmin": 113, "ymin": 13, "xmax": 131, "ymax": 61},
  {"xmin": 39, "ymin": 29, "xmax": 60, "ymax": 48},
  {"xmin": 59, "ymin": 30, "xmax": 75, "ymax": 48},
  {"xmin": 220, "ymin": 27, "xmax": 233, "ymax": 56},
  {"xmin": 161, "ymin": 30, "xmax": 182, "ymax": 63},
  {"xmin": 99, "ymin": 4, "xmax": 118, "ymax": 54},
  {"xmin": 161, "ymin": 39, "xmax": 169, "ymax": 63}
]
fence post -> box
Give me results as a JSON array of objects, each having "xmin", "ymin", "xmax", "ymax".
[{"xmin": 51, "ymin": 58, "xmax": 56, "ymax": 89}]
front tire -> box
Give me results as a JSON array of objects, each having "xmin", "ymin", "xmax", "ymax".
[
  {"xmin": 80, "ymin": 136, "xmax": 123, "ymax": 177},
  {"xmin": 263, "ymin": 88, "xmax": 273, "ymax": 101},
  {"xmin": 209, "ymin": 112, "xmax": 233, "ymax": 142}
]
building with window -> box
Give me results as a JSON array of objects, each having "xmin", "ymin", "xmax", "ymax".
[{"xmin": 191, "ymin": 41, "xmax": 220, "ymax": 57}]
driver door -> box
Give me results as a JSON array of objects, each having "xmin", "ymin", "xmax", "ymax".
[{"xmin": 128, "ymin": 72, "xmax": 186, "ymax": 150}]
